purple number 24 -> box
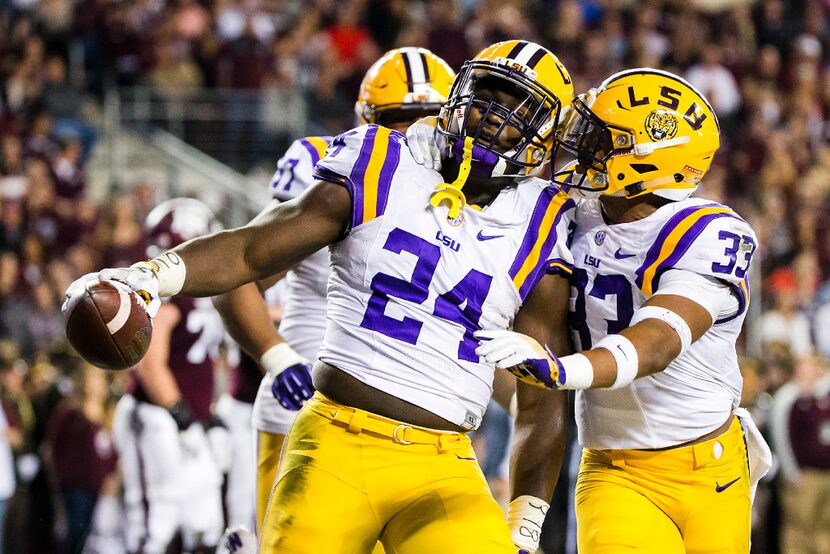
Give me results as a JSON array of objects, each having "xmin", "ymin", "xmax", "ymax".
[{"xmin": 360, "ymin": 228, "xmax": 493, "ymax": 362}]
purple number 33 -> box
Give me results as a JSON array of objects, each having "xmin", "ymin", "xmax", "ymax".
[{"xmin": 360, "ymin": 228, "xmax": 493, "ymax": 362}]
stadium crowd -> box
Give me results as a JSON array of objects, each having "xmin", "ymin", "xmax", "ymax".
[{"xmin": 0, "ymin": 0, "xmax": 829, "ymax": 552}]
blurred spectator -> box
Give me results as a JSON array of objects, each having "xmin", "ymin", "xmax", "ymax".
[
  {"xmin": 686, "ymin": 44, "xmax": 742, "ymax": 120},
  {"xmin": 758, "ymin": 268, "xmax": 814, "ymax": 358},
  {"xmin": 50, "ymin": 137, "xmax": 84, "ymax": 201},
  {"xmin": 43, "ymin": 364, "xmax": 117, "ymax": 554},
  {"xmin": 0, "ymin": 401, "xmax": 14, "ymax": 554},
  {"xmin": 40, "ymin": 55, "xmax": 97, "ymax": 161},
  {"xmin": 22, "ymin": 108, "xmax": 57, "ymax": 162},
  {"xmin": 814, "ymin": 282, "xmax": 830, "ymax": 359},
  {"xmin": 770, "ymin": 355, "xmax": 830, "ymax": 553},
  {"xmin": 146, "ymin": 34, "xmax": 204, "ymax": 100},
  {"xmin": 426, "ymin": 0, "xmax": 469, "ymax": 71},
  {"xmin": 97, "ymin": 194, "xmax": 145, "ymax": 268}
]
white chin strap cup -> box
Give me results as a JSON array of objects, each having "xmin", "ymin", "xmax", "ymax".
[{"xmin": 632, "ymin": 135, "xmax": 690, "ymax": 156}]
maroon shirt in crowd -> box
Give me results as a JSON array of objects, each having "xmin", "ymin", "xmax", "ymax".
[
  {"xmin": 788, "ymin": 392, "xmax": 830, "ymax": 470},
  {"xmin": 45, "ymin": 403, "xmax": 117, "ymax": 494}
]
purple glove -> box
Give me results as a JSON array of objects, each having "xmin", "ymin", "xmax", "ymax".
[{"xmin": 271, "ymin": 363, "xmax": 315, "ymax": 410}]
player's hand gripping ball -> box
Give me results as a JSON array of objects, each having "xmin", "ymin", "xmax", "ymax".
[{"xmin": 63, "ymin": 277, "xmax": 153, "ymax": 370}]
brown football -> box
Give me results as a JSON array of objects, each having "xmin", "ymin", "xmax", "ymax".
[{"xmin": 64, "ymin": 279, "xmax": 153, "ymax": 370}]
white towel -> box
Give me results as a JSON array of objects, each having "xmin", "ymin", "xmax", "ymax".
[{"xmin": 735, "ymin": 407, "xmax": 772, "ymax": 503}]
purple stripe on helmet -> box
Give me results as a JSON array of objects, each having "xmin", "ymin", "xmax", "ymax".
[
  {"xmin": 635, "ymin": 203, "xmax": 722, "ymax": 289},
  {"xmin": 506, "ymin": 40, "xmax": 530, "ymax": 59},
  {"xmin": 648, "ymin": 211, "xmax": 744, "ymax": 292},
  {"xmin": 349, "ymin": 125, "xmax": 379, "ymax": 227},
  {"xmin": 376, "ymin": 134, "xmax": 401, "ymax": 218},
  {"xmin": 509, "ymin": 187, "xmax": 559, "ymax": 280},
  {"xmin": 518, "ymin": 199, "xmax": 572, "ymax": 299}
]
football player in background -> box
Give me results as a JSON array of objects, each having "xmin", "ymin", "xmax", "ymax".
[
  {"xmin": 211, "ymin": 46, "xmax": 456, "ymax": 537},
  {"xmin": 67, "ymin": 40, "xmax": 576, "ymax": 553},
  {"xmin": 476, "ymin": 68, "xmax": 772, "ymax": 553},
  {"xmin": 111, "ymin": 199, "xmax": 229, "ymax": 554}
]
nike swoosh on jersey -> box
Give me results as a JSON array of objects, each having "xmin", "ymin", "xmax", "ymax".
[
  {"xmin": 477, "ymin": 231, "xmax": 504, "ymax": 241},
  {"xmin": 614, "ymin": 247, "xmax": 636, "ymax": 259},
  {"xmin": 715, "ymin": 477, "xmax": 740, "ymax": 493}
]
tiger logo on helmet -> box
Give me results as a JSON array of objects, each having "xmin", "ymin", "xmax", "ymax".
[
  {"xmin": 556, "ymin": 68, "xmax": 720, "ymax": 201},
  {"xmin": 644, "ymin": 110, "xmax": 678, "ymax": 142},
  {"xmin": 437, "ymin": 40, "xmax": 574, "ymax": 179},
  {"xmin": 355, "ymin": 47, "xmax": 455, "ymax": 129}
]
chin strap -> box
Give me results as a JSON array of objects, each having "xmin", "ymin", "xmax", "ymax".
[{"xmin": 430, "ymin": 136, "xmax": 474, "ymax": 221}]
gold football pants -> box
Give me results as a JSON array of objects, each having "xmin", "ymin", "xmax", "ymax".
[
  {"xmin": 259, "ymin": 392, "xmax": 515, "ymax": 553},
  {"xmin": 576, "ymin": 417, "xmax": 751, "ymax": 553}
]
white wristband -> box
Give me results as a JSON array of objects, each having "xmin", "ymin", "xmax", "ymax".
[
  {"xmin": 507, "ymin": 495, "xmax": 549, "ymax": 553},
  {"xmin": 630, "ymin": 305, "xmax": 693, "ymax": 355},
  {"xmin": 594, "ymin": 334, "xmax": 638, "ymax": 389},
  {"xmin": 555, "ymin": 353, "xmax": 594, "ymax": 390},
  {"xmin": 137, "ymin": 252, "xmax": 187, "ymax": 296},
  {"xmin": 260, "ymin": 342, "xmax": 307, "ymax": 378}
]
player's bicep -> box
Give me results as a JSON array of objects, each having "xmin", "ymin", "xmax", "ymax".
[
  {"xmin": 619, "ymin": 294, "xmax": 713, "ymax": 377},
  {"xmin": 243, "ymin": 181, "xmax": 351, "ymax": 279},
  {"xmin": 638, "ymin": 295, "xmax": 712, "ymax": 341}
]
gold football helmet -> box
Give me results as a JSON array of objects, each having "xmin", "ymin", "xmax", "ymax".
[
  {"xmin": 355, "ymin": 47, "xmax": 455, "ymax": 128},
  {"xmin": 437, "ymin": 40, "xmax": 574, "ymax": 178},
  {"xmin": 557, "ymin": 68, "xmax": 720, "ymax": 200}
]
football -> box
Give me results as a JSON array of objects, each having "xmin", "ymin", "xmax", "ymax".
[{"xmin": 64, "ymin": 279, "xmax": 153, "ymax": 370}]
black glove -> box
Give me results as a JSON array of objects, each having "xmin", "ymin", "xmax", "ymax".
[{"xmin": 167, "ymin": 400, "xmax": 195, "ymax": 431}]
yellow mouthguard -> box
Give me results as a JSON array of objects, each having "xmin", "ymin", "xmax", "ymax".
[{"xmin": 430, "ymin": 136, "xmax": 474, "ymax": 220}]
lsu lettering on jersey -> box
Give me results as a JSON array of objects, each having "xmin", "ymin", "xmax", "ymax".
[
  {"xmin": 314, "ymin": 124, "xmax": 574, "ymax": 429},
  {"xmin": 568, "ymin": 197, "xmax": 757, "ymax": 449},
  {"xmin": 253, "ymin": 136, "xmax": 332, "ymax": 434}
]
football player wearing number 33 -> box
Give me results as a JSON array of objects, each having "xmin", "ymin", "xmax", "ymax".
[
  {"xmin": 65, "ymin": 40, "xmax": 576, "ymax": 553},
  {"xmin": 472, "ymin": 69, "xmax": 773, "ymax": 553}
]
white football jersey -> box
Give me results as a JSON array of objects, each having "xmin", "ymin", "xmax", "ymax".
[
  {"xmin": 315, "ymin": 124, "xmax": 575, "ymax": 429},
  {"xmin": 568, "ymin": 196, "xmax": 758, "ymax": 449},
  {"xmin": 253, "ymin": 136, "xmax": 332, "ymax": 434}
]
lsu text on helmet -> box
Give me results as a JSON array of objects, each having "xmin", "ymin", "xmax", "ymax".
[
  {"xmin": 437, "ymin": 40, "xmax": 574, "ymax": 179},
  {"xmin": 355, "ymin": 47, "xmax": 455, "ymax": 128},
  {"xmin": 556, "ymin": 68, "xmax": 720, "ymax": 201},
  {"xmin": 144, "ymin": 197, "xmax": 222, "ymax": 257}
]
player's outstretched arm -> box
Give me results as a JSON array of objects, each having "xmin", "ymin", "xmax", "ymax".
[
  {"xmin": 172, "ymin": 181, "xmax": 351, "ymax": 297},
  {"xmin": 505, "ymin": 273, "xmax": 572, "ymax": 554},
  {"xmin": 66, "ymin": 181, "xmax": 351, "ymax": 317}
]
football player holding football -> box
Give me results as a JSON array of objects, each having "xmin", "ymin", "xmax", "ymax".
[{"xmin": 67, "ymin": 40, "xmax": 576, "ymax": 553}]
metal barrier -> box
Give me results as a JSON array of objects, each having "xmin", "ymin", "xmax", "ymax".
[
  {"xmin": 114, "ymin": 86, "xmax": 308, "ymax": 172},
  {"xmin": 97, "ymin": 86, "xmax": 310, "ymax": 225}
]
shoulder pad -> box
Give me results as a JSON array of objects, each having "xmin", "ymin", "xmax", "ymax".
[
  {"xmin": 509, "ymin": 184, "xmax": 576, "ymax": 300},
  {"xmin": 314, "ymin": 124, "xmax": 407, "ymax": 229},
  {"xmin": 269, "ymin": 136, "xmax": 332, "ymax": 201},
  {"xmin": 636, "ymin": 202, "xmax": 757, "ymax": 298}
]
